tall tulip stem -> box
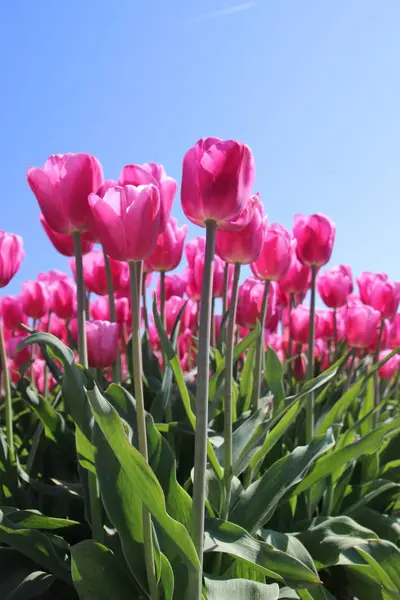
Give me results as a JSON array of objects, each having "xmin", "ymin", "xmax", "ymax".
[
  {"xmin": 160, "ymin": 271, "xmax": 166, "ymax": 329},
  {"xmin": 306, "ymin": 265, "xmax": 317, "ymax": 444},
  {"xmin": 333, "ymin": 308, "xmax": 338, "ymax": 360},
  {"xmin": 142, "ymin": 272, "xmax": 150, "ymax": 333},
  {"xmin": 102, "ymin": 247, "xmax": 121, "ymax": 383},
  {"xmin": 73, "ymin": 233, "xmax": 88, "ymax": 368},
  {"xmin": 129, "ymin": 261, "xmax": 158, "ymax": 600},
  {"xmin": 252, "ymin": 280, "xmax": 270, "ymax": 412},
  {"xmin": 0, "ymin": 318, "xmax": 14, "ymax": 462},
  {"xmin": 189, "ymin": 220, "xmax": 216, "ymax": 600},
  {"xmin": 222, "ymin": 262, "xmax": 229, "ymax": 317},
  {"xmin": 222, "ymin": 262, "xmax": 241, "ymax": 519}
]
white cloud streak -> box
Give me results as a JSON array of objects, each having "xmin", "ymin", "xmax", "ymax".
[{"xmin": 193, "ymin": 2, "xmax": 256, "ymax": 23}]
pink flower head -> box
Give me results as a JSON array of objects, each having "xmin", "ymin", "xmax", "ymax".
[
  {"xmin": 215, "ymin": 193, "xmax": 264, "ymax": 264},
  {"xmin": 164, "ymin": 296, "xmax": 197, "ymax": 335},
  {"xmin": 40, "ymin": 214, "xmax": 94, "ymax": 257},
  {"xmin": 289, "ymin": 305, "xmax": 325, "ymax": 345},
  {"xmin": 279, "ymin": 253, "xmax": 311, "ymax": 295},
  {"xmin": 293, "ymin": 213, "xmax": 336, "ymax": 267},
  {"xmin": 37, "ymin": 269, "xmax": 69, "ymax": 284},
  {"xmin": 33, "ymin": 358, "xmax": 57, "ymax": 395},
  {"xmin": 317, "ymin": 265, "xmax": 353, "ymax": 308},
  {"xmin": 119, "ymin": 163, "xmax": 176, "ymax": 231},
  {"xmin": 1, "ymin": 296, "xmax": 27, "ymax": 332},
  {"xmin": 236, "ymin": 277, "xmax": 277, "ymax": 330},
  {"xmin": 345, "ymin": 304, "xmax": 381, "ymax": 349},
  {"xmin": 21, "ymin": 280, "xmax": 49, "ymax": 320},
  {"xmin": 86, "ymin": 320, "xmax": 119, "ymax": 368},
  {"xmin": 378, "ymin": 350, "xmax": 400, "ymax": 380},
  {"xmin": 49, "ymin": 277, "xmax": 77, "ymax": 320},
  {"xmin": 357, "ymin": 272, "xmax": 387, "ymax": 305},
  {"xmin": 251, "ymin": 222, "xmax": 293, "ymax": 281},
  {"xmin": 185, "ymin": 237, "xmax": 232, "ymax": 300},
  {"xmin": 89, "ymin": 184, "xmax": 161, "ymax": 262},
  {"xmin": 181, "ymin": 137, "xmax": 255, "ymax": 230},
  {"xmin": 157, "ymin": 273, "xmax": 188, "ymax": 301},
  {"xmin": 6, "ymin": 335, "xmax": 31, "ymax": 368},
  {"xmin": 70, "ymin": 249, "xmax": 124, "ymax": 296},
  {"xmin": 27, "ymin": 153, "xmax": 104, "ymax": 234},
  {"xmin": 145, "ymin": 217, "xmax": 188, "ymax": 272},
  {"xmin": 0, "ymin": 231, "xmax": 24, "ymax": 288},
  {"xmin": 366, "ymin": 319, "xmax": 390, "ymax": 354},
  {"xmin": 389, "ymin": 315, "xmax": 400, "ymax": 349},
  {"xmin": 368, "ymin": 279, "xmax": 400, "ymax": 320}
]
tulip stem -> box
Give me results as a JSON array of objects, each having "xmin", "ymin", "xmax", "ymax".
[
  {"xmin": 160, "ymin": 271, "xmax": 166, "ymax": 330},
  {"xmin": 142, "ymin": 272, "xmax": 150, "ymax": 333},
  {"xmin": 222, "ymin": 262, "xmax": 241, "ymax": 520},
  {"xmin": 251, "ymin": 280, "xmax": 270, "ymax": 413},
  {"xmin": 222, "ymin": 263, "xmax": 229, "ymax": 317},
  {"xmin": 73, "ymin": 233, "xmax": 88, "ymax": 368},
  {"xmin": 102, "ymin": 247, "xmax": 121, "ymax": 383},
  {"xmin": 129, "ymin": 261, "xmax": 158, "ymax": 600},
  {"xmin": 0, "ymin": 318, "xmax": 14, "ymax": 462},
  {"xmin": 306, "ymin": 265, "xmax": 317, "ymax": 443},
  {"xmin": 333, "ymin": 308, "xmax": 338, "ymax": 360},
  {"xmin": 287, "ymin": 293, "xmax": 294, "ymax": 386},
  {"xmin": 211, "ymin": 297, "xmax": 216, "ymax": 347},
  {"xmin": 373, "ymin": 319, "xmax": 385, "ymax": 424},
  {"xmin": 189, "ymin": 220, "xmax": 216, "ymax": 600}
]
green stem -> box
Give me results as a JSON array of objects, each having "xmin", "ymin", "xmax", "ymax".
[
  {"xmin": 251, "ymin": 280, "xmax": 270, "ymax": 413},
  {"xmin": 160, "ymin": 271, "xmax": 166, "ymax": 330},
  {"xmin": 129, "ymin": 261, "xmax": 158, "ymax": 600},
  {"xmin": 222, "ymin": 262, "xmax": 229, "ymax": 318},
  {"xmin": 333, "ymin": 308, "xmax": 338, "ymax": 361},
  {"xmin": 142, "ymin": 271, "xmax": 150, "ymax": 334},
  {"xmin": 0, "ymin": 318, "xmax": 14, "ymax": 462},
  {"xmin": 102, "ymin": 247, "xmax": 121, "ymax": 383},
  {"xmin": 287, "ymin": 293, "xmax": 294, "ymax": 386},
  {"xmin": 73, "ymin": 233, "xmax": 88, "ymax": 368},
  {"xmin": 222, "ymin": 263, "xmax": 241, "ymax": 520},
  {"xmin": 189, "ymin": 220, "xmax": 217, "ymax": 600},
  {"xmin": 305, "ymin": 265, "xmax": 317, "ymax": 444},
  {"xmin": 373, "ymin": 319, "xmax": 385, "ymax": 424},
  {"xmin": 211, "ymin": 297, "xmax": 216, "ymax": 347}
]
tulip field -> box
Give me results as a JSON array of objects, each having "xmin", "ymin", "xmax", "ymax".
[{"xmin": 0, "ymin": 141, "xmax": 399, "ymax": 600}]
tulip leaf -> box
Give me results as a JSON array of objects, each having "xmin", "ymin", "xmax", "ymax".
[
  {"xmin": 204, "ymin": 577, "xmax": 280, "ymax": 600},
  {"xmin": 265, "ymin": 346, "xmax": 285, "ymax": 412}
]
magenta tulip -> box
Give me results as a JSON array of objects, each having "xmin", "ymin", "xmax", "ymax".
[
  {"xmin": 164, "ymin": 296, "xmax": 197, "ymax": 335},
  {"xmin": 215, "ymin": 194, "xmax": 264, "ymax": 264},
  {"xmin": 185, "ymin": 237, "xmax": 232, "ymax": 300},
  {"xmin": 368, "ymin": 279, "xmax": 400, "ymax": 320},
  {"xmin": 181, "ymin": 137, "xmax": 255, "ymax": 230},
  {"xmin": 378, "ymin": 350, "xmax": 400, "ymax": 380},
  {"xmin": 157, "ymin": 273, "xmax": 188, "ymax": 301},
  {"xmin": 70, "ymin": 249, "xmax": 124, "ymax": 296},
  {"xmin": 389, "ymin": 315, "xmax": 400, "ymax": 349},
  {"xmin": 145, "ymin": 217, "xmax": 187, "ymax": 272},
  {"xmin": 119, "ymin": 163, "xmax": 176, "ymax": 231},
  {"xmin": 236, "ymin": 277, "xmax": 277, "ymax": 330},
  {"xmin": 279, "ymin": 253, "xmax": 311, "ymax": 295},
  {"xmin": 0, "ymin": 231, "xmax": 24, "ymax": 288},
  {"xmin": 40, "ymin": 214, "xmax": 94, "ymax": 257},
  {"xmin": 356, "ymin": 272, "xmax": 387, "ymax": 305},
  {"xmin": 317, "ymin": 265, "xmax": 353, "ymax": 308},
  {"xmin": 293, "ymin": 213, "xmax": 336, "ymax": 267},
  {"xmin": 89, "ymin": 184, "xmax": 161, "ymax": 262},
  {"xmin": 86, "ymin": 320, "xmax": 119, "ymax": 368},
  {"xmin": 345, "ymin": 304, "xmax": 381, "ymax": 348},
  {"xmin": 6, "ymin": 336, "xmax": 31, "ymax": 368},
  {"xmin": 0, "ymin": 296, "xmax": 27, "ymax": 332},
  {"xmin": 49, "ymin": 278, "xmax": 76, "ymax": 320},
  {"xmin": 27, "ymin": 153, "xmax": 104, "ymax": 234},
  {"xmin": 21, "ymin": 281, "xmax": 49, "ymax": 320},
  {"xmin": 251, "ymin": 222, "xmax": 292, "ymax": 281},
  {"xmin": 289, "ymin": 305, "xmax": 325, "ymax": 344}
]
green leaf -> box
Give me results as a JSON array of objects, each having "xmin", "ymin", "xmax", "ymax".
[
  {"xmin": 231, "ymin": 431, "xmax": 335, "ymax": 533},
  {"xmin": 265, "ymin": 346, "xmax": 285, "ymax": 412},
  {"xmin": 204, "ymin": 519, "xmax": 321, "ymax": 587},
  {"xmin": 0, "ymin": 549, "xmax": 56, "ymax": 600},
  {"xmin": 204, "ymin": 577, "xmax": 280, "ymax": 599},
  {"xmin": 1, "ymin": 507, "xmax": 80, "ymax": 530},
  {"xmin": 239, "ymin": 343, "xmax": 256, "ymax": 414},
  {"xmin": 343, "ymin": 479, "xmax": 400, "ymax": 516},
  {"xmin": 353, "ymin": 507, "xmax": 400, "ymax": 545},
  {"xmin": 316, "ymin": 377, "xmax": 364, "ymax": 436},
  {"xmin": 159, "ymin": 553, "xmax": 174, "ymax": 600},
  {"xmin": 261, "ymin": 531, "xmax": 317, "ymax": 577},
  {"xmin": 71, "ymin": 540, "xmax": 140, "ymax": 600},
  {"xmin": 87, "ymin": 382, "xmax": 200, "ymax": 571}
]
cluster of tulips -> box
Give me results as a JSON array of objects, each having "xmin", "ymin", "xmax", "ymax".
[{"xmin": 0, "ymin": 138, "xmax": 399, "ymax": 599}]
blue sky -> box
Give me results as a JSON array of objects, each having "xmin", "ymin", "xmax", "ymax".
[{"xmin": 1, "ymin": 0, "xmax": 399, "ymax": 295}]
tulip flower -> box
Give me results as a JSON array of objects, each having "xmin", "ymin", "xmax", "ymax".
[
  {"xmin": 236, "ymin": 278, "xmax": 277, "ymax": 330},
  {"xmin": 32, "ymin": 358, "xmax": 57, "ymax": 395},
  {"xmin": 145, "ymin": 217, "xmax": 187, "ymax": 273},
  {"xmin": 119, "ymin": 162, "xmax": 176, "ymax": 231},
  {"xmin": 6, "ymin": 335, "xmax": 31, "ymax": 368},
  {"xmin": 0, "ymin": 296, "xmax": 27, "ymax": 332},
  {"xmin": 366, "ymin": 319, "xmax": 390, "ymax": 354},
  {"xmin": 317, "ymin": 265, "xmax": 353, "ymax": 308},
  {"xmin": 279, "ymin": 253, "xmax": 311, "ymax": 295},
  {"xmin": 251, "ymin": 222, "xmax": 292, "ymax": 281},
  {"xmin": 378, "ymin": 350, "xmax": 400, "ymax": 380},
  {"xmin": 21, "ymin": 280, "xmax": 49, "ymax": 320},
  {"xmin": 38, "ymin": 269, "xmax": 69, "ymax": 284},
  {"xmin": 389, "ymin": 315, "xmax": 400, "ymax": 349},
  {"xmin": 185, "ymin": 238, "xmax": 232, "ymax": 300},
  {"xmin": 345, "ymin": 304, "xmax": 381, "ymax": 348},
  {"xmin": 0, "ymin": 231, "xmax": 24, "ymax": 288},
  {"xmin": 49, "ymin": 278, "xmax": 76, "ymax": 320},
  {"xmin": 40, "ymin": 214, "xmax": 94, "ymax": 257},
  {"xmin": 290, "ymin": 305, "xmax": 325, "ymax": 345},
  {"xmin": 293, "ymin": 213, "xmax": 336, "ymax": 267},
  {"xmin": 164, "ymin": 296, "xmax": 197, "ymax": 335},
  {"xmin": 357, "ymin": 271, "xmax": 387, "ymax": 305},
  {"xmin": 27, "ymin": 153, "xmax": 104, "ymax": 234},
  {"xmin": 86, "ymin": 320, "xmax": 119, "ymax": 368},
  {"xmin": 368, "ymin": 278, "xmax": 400, "ymax": 320},
  {"xmin": 157, "ymin": 273, "xmax": 187, "ymax": 301},
  {"xmin": 70, "ymin": 250, "xmax": 124, "ymax": 297},
  {"xmin": 181, "ymin": 137, "xmax": 255, "ymax": 230}
]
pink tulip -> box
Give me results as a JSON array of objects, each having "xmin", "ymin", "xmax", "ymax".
[
  {"xmin": 378, "ymin": 350, "xmax": 400, "ymax": 380},
  {"xmin": 116, "ymin": 263, "xmax": 152, "ymax": 298},
  {"xmin": 145, "ymin": 217, "xmax": 188, "ymax": 272},
  {"xmin": 6, "ymin": 335, "xmax": 31, "ymax": 368},
  {"xmin": 357, "ymin": 272, "xmax": 387, "ymax": 305},
  {"xmin": 119, "ymin": 163, "xmax": 176, "ymax": 231},
  {"xmin": 318, "ymin": 310, "xmax": 345, "ymax": 342},
  {"xmin": 177, "ymin": 328, "xmax": 196, "ymax": 373},
  {"xmin": 317, "ymin": 265, "xmax": 353, "ymax": 308},
  {"xmin": 345, "ymin": 304, "xmax": 381, "ymax": 348},
  {"xmin": 389, "ymin": 315, "xmax": 400, "ymax": 349},
  {"xmin": 86, "ymin": 320, "xmax": 119, "ymax": 368},
  {"xmin": 27, "ymin": 153, "xmax": 104, "ymax": 234},
  {"xmin": 289, "ymin": 305, "xmax": 325, "ymax": 344},
  {"xmin": 21, "ymin": 281, "xmax": 49, "ymax": 320},
  {"xmin": 39, "ymin": 313, "xmax": 68, "ymax": 343},
  {"xmin": 1, "ymin": 296, "xmax": 27, "ymax": 332},
  {"xmin": 366, "ymin": 319, "xmax": 390, "ymax": 354},
  {"xmin": 164, "ymin": 296, "xmax": 197, "ymax": 336},
  {"xmin": 91, "ymin": 295, "xmax": 130, "ymax": 326},
  {"xmin": 181, "ymin": 137, "xmax": 255, "ymax": 230},
  {"xmin": 293, "ymin": 354, "xmax": 307, "ymax": 380},
  {"xmin": 215, "ymin": 194, "xmax": 264, "ymax": 264},
  {"xmin": 32, "ymin": 358, "xmax": 57, "ymax": 394},
  {"xmin": 236, "ymin": 277, "xmax": 277, "ymax": 330},
  {"xmin": 279, "ymin": 253, "xmax": 311, "ymax": 295},
  {"xmin": 293, "ymin": 213, "xmax": 336, "ymax": 267},
  {"xmin": 88, "ymin": 184, "xmax": 161, "ymax": 262},
  {"xmin": 185, "ymin": 238, "xmax": 232, "ymax": 299},
  {"xmin": 157, "ymin": 273, "xmax": 187, "ymax": 301},
  {"xmin": 49, "ymin": 278, "xmax": 76, "ymax": 320},
  {"xmin": 251, "ymin": 222, "xmax": 292, "ymax": 281},
  {"xmin": 368, "ymin": 279, "xmax": 400, "ymax": 320},
  {"xmin": 38, "ymin": 270, "xmax": 69, "ymax": 284},
  {"xmin": 0, "ymin": 231, "xmax": 24, "ymax": 288},
  {"xmin": 70, "ymin": 249, "xmax": 124, "ymax": 296},
  {"xmin": 40, "ymin": 214, "xmax": 94, "ymax": 257},
  {"xmin": 8, "ymin": 359, "xmax": 22, "ymax": 385}
]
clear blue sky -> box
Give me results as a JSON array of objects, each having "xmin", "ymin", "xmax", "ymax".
[{"xmin": 1, "ymin": 0, "xmax": 399, "ymax": 295}]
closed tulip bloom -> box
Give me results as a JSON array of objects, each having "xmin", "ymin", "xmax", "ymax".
[
  {"xmin": 181, "ymin": 137, "xmax": 255, "ymax": 230},
  {"xmin": 21, "ymin": 280, "xmax": 49, "ymax": 320},
  {"xmin": 0, "ymin": 231, "xmax": 24, "ymax": 288},
  {"xmin": 157, "ymin": 273, "xmax": 188, "ymax": 301},
  {"xmin": 49, "ymin": 278, "xmax": 76, "ymax": 320},
  {"xmin": 1, "ymin": 296, "xmax": 27, "ymax": 332},
  {"xmin": 236, "ymin": 278, "xmax": 277, "ymax": 330},
  {"xmin": 293, "ymin": 355, "xmax": 307, "ymax": 381},
  {"xmin": 356, "ymin": 271, "xmax": 387, "ymax": 305},
  {"xmin": 116, "ymin": 263, "xmax": 152, "ymax": 298},
  {"xmin": 289, "ymin": 305, "xmax": 325, "ymax": 344},
  {"xmin": 293, "ymin": 213, "xmax": 336, "ymax": 267},
  {"xmin": 40, "ymin": 214, "xmax": 94, "ymax": 257},
  {"xmin": 119, "ymin": 163, "xmax": 176, "ymax": 231},
  {"xmin": 318, "ymin": 309, "xmax": 345, "ymax": 342},
  {"xmin": 89, "ymin": 184, "xmax": 161, "ymax": 262},
  {"xmin": 86, "ymin": 320, "xmax": 119, "ymax": 368},
  {"xmin": 185, "ymin": 238, "xmax": 232, "ymax": 299},
  {"xmin": 6, "ymin": 336, "xmax": 31, "ymax": 368},
  {"xmin": 216, "ymin": 194, "xmax": 264, "ymax": 264},
  {"xmin": 27, "ymin": 153, "xmax": 104, "ymax": 234},
  {"xmin": 91, "ymin": 295, "xmax": 130, "ymax": 325},
  {"xmin": 39, "ymin": 313, "xmax": 68, "ymax": 343},
  {"xmin": 251, "ymin": 222, "xmax": 292, "ymax": 281},
  {"xmin": 279, "ymin": 253, "xmax": 311, "ymax": 295},
  {"xmin": 70, "ymin": 249, "xmax": 124, "ymax": 296},
  {"xmin": 32, "ymin": 358, "xmax": 57, "ymax": 395},
  {"xmin": 317, "ymin": 265, "xmax": 353, "ymax": 308},
  {"xmin": 389, "ymin": 315, "xmax": 400, "ymax": 349},
  {"xmin": 345, "ymin": 304, "xmax": 381, "ymax": 348},
  {"xmin": 145, "ymin": 217, "xmax": 188, "ymax": 272},
  {"xmin": 366, "ymin": 319, "xmax": 390, "ymax": 354},
  {"xmin": 378, "ymin": 350, "xmax": 400, "ymax": 380},
  {"xmin": 164, "ymin": 296, "xmax": 197, "ymax": 335},
  {"xmin": 368, "ymin": 279, "xmax": 400, "ymax": 320},
  {"xmin": 38, "ymin": 269, "xmax": 70, "ymax": 284}
]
